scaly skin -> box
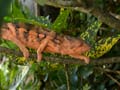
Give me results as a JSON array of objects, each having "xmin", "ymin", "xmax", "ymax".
[{"xmin": 1, "ymin": 23, "xmax": 90, "ymax": 63}]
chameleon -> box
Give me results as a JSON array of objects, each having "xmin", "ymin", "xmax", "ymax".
[{"xmin": 1, "ymin": 23, "xmax": 90, "ymax": 63}]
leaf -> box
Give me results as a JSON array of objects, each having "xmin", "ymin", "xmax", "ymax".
[
  {"xmin": 11, "ymin": 0, "xmax": 25, "ymax": 18},
  {"xmin": 86, "ymin": 36, "xmax": 120, "ymax": 58},
  {"xmin": 52, "ymin": 8, "xmax": 70, "ymax": 33},
  {"xmin": 9, "ymin": 65, "xmax": 30, "ymax": 90},
  {"xmin": 4, "ymin": 15, "xmax": 52, "ymax": 27},
  {"xmin": 0, "ymin": 70, "xmax": 7, "ymax": 89},
  {"xmin": 4, "ymin": 0, "xmax": 52, "ymax": 28},
  {"xmin": 9, "ymin": 66, "xmax": 18, "ymax": 84},
  {"xmin": 28, "ymin": 15, "xmax": 52, "ymax": 28},
  {"xmin": 0, "ymin": 0, "xmax": 12, "ymax": 25},
  {"xmin": 83, "ymin": 84, "xmax": 90, "ymax": 90},
  {"xmin": 81, "ymin": 21, "xmax": 102, "ymax": 46},
  {"xmin": 78, "ymin": 66, "xmax": 93, "ymax": 79},
  {"xmin": 0, "ymin": 57, "xmax": 10, "ymax": 89},
  {"xmin": 0, "ymin": 39, "xmax": 18, "ymax": 49},
  {"xmin": 80, "ymin": 21, "xmax": 120, "ymax": 59}
]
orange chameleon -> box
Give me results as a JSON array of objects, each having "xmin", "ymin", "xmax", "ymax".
[{"xmin": 1, "ymin": 23, "xmax": 90, "ymax": 63}]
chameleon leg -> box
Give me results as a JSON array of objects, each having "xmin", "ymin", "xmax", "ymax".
[
  {"xmin": 70, "ymin": 54, "xmax": 90, "ymax": 64},
  {"xmin": 1, "ymin": 27, "xmax": 29, "ymax": 59},
  {"xmin": 5, "ymin": 23, "xmax": 29, "ymax": 59},
  {"xmin": 37, "ymin": 39, "xmax": 49, "ymax": 62},
  {"xmin": 7, "ymin": 23, "xmax": 17, "ymax": 37},
  {"xmin": 37, "ymin": 31, "xmax": 56, "ymax": 62},
  {"xmin": 10, "ymin": 36, "xmax": 29, "ymax": 59}
]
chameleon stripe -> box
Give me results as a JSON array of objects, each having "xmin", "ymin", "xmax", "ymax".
[{"xmin": 23, "ymin": 31, "xmax": 29, "ymax": 41}]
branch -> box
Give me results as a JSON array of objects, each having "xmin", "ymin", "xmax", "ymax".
[
  {"xmin": 0, "ymin": 46, "xmax": 120, "ymax": 65},
  {"xmin": 105, "ymin": 73, "xmax": 120, "ymax": 86},
  {"xmin": 95, "ymin": 67, "xmax": 120, "ymax": 86},
  {"xmin": 42, "ymin": 0, "xmax": 120, "ymax": 31}
]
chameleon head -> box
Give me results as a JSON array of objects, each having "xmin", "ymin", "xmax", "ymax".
[{"xmin": 63, "ymin": 36, "xmax": 91, "ymax": 54}]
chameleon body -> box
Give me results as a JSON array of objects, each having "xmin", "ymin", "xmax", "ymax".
[{"xmin": 1, "ymin": 23, "xmax": 90, "ymax": 63}]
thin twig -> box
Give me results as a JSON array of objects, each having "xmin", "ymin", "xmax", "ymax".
[
  {"xmin": 105, "ymin": 73, "xmax": 120, "ymax": 86},
  {"xmin": 64, "ymin": 64, "xmax": 70, "ymax": 90},
  {"xmin": 95, "ymin": 67, "xmax": 120, "ymax": 75},
  {"xmin": 96, "ymin": 67, "xmax": 120, "ymax": 87},
  {"xmin": 103, "ymin": 69, "xmax": 120, "ymax": 75}
]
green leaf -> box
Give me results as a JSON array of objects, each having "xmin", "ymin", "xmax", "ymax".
[
  {"xmin": 83, "ymin": 84, "xmax": 90, "ymax": 90},
  {"xmin": 0, "ymin": 0, "xmax": 12, "ymax": 25},
  {"xmin": 86, "ymin": 36, "xmax": 120, "ymax": 58},
  {"xmin": 52, "ymin": 8, "xmax": 70, "ymax": 33},
  {"xmin": 0, "ymin": 70, "xmax": 7, "ymax": 89},
  {"xmin": 4, "ymin": 16, "xmax": 52, "ymax": 28},
  {"xmin": 11, "ymin": 0, "xmax": 25, "ymax": 18},
  {"xmin": 9, "ymin": 65, "xmax": 30, "ymax": 90},
  {"xmin": 81, "ymin": 21, "xmax": 102, "ymax": 46},
  {"xmin": 4, "ymin": 0, "xmax": 52, "ymax": 28},
  {"xmin": 81, "ymin": 21, "xmax": 120, "ymax": 59},
  {"xmin": 79, "ymin": 66, "xmax": 93, "ymax": 79},
  {"xmin": 0, "ymin": 39, "xmax": 18, "ymax": 49},
  {"xmin": 0, "ymin": 58, "xmax": 9, "ymax": 89},
  {"xmin": 28, "ymin": 16, "xmax": 52, "ymax": 28}
]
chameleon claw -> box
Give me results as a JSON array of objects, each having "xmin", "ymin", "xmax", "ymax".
[
  {"xmin": 23, "ymin": 50, "xmax": 29, "ymax": 59},
  {"xmin": 37, "ymin": 53, "xmax": 42, "ymax": 62},
  {"xmin": 83, "ymin": 57, "xmax": 90, "ymax": 64}
]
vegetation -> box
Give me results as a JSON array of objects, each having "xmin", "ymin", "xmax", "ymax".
[{"xmin": 0, "ymin": 0, "xmax": 120, "ymax": 90}]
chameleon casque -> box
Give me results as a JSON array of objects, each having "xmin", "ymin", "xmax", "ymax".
[{"xmin": 1, "ymin": 23, "xmax": 90, "ymax": 63}]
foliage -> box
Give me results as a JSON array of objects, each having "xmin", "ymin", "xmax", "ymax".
[
  {"xmin": 52, "ymin": 8, "xmax": 70, "ymax": 33},
  {"xmin": 4, "ymin": 0, "xmax": 52, "ymax": 28},
  {"xmin": 0, "ymin": 0, "xmax": 120, "ymax": 90},
  {"xmin": 0, "ymin": 0, "xmax": 12, "ymax": 26},
  {"xmin": 81, "ymin": 21, "xmax": 120, "ymax": 59}
]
